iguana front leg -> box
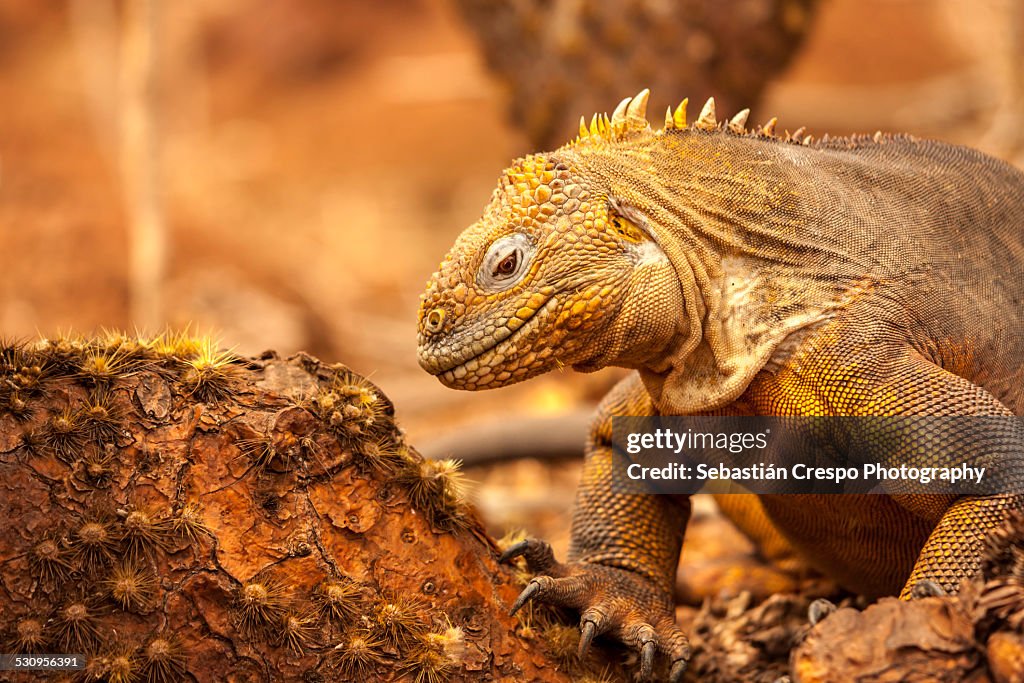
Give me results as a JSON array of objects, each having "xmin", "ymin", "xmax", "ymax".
[
  {"xmin": 501, "ymin": 372, "xmax": 691, "ymax": 681},
  {"xmin": 902, "ymin": 494, "xmax": 1021, "ymax": 597},
  {"xmin": 838, "ymin": 346, "xmax": 1024, "ymax": 597},
  {"xmin": 876, "ymin": 356, "xmax": 1024, "ymax": 595}
]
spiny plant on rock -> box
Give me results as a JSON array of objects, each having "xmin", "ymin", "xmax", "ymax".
[
  {"xmin": 140, "ymin": 634, "xmax": 187, "ymax": 683},
  {"xmin": 313, "ymin": 578, "xmax": 363, "ymax": 624},
  {"xmin": 52, "ymin": 597, "xmax": 102, "ymax": 653},
  {"xmin": 143, "ymin": 328, "xmax": 205, "ymax": 360},
  {"xmin": 279, "ymin": 609, "xmax": 319, "ymax": 655},
  {"xmin": 9, "ymin": 616, "xmax": 49, "ymax": 654},
  {"xmin": 1, "ymin": 339, "xmax": 50, "ymax": 408},
  {"xmin": 1, "ymin": 387, "xmax": 35, "ymax": 422},
  {"xmin": 354, "ymin": 435, "xmax": 411, "ymax": 476},
  {"xmin": 170, "ymin": 501, "xmax": 211, "ymax": 543},
  {"xmin": 101, "ymin": 642, "xmax": 143, "ymax": 683},
  {"xmin": 73, "ymin": 516, "xmax": 119, "ymax": 572},
  {"xmin": 235, "ymin": 426, "xmax": 311, "ymax": 480},
  {"xmin": 17, "ymin": 427, "xmax": 45, "ymax": 458},
  {"xmin": 73, "ymin": 446, "xmax": 118, "ymax": 488},
  {"xmin": 81, "ymin": 388, "xmax": 126, "ymax": 442},
  {"xmin": 303, "ymin": 363, "xmax": 477, "ymax": 532},
  {"xmin": 178, "ymin": 338, "xmax": 240, "ymax": 402},
  {"xmin": 28, "ymin": 531, "xmax": 73, "ymax": 588},
  {"xmin": 545, "ymin": 622, "xmax": 583, "ymax": 670},
  {"xmin": 401, "ymin": 641, "xmax": 453, "ymax": 683},
  {"xmin": 78, "ymin": 345, "xmax": 143, "ymax": 388},
  {"xmin": 372, "ymin": 594, "xmax": 429, "ymax": 650},
  {"xmin": 401, "ymin": 622, "xmax": 470, "ymax": 683},
  {"xmin": 310, "ymin": 368, "xmax": 393, "ymax": 443},
  {"xmin": 235, "ymin": 433, "xmax": 273, "ymax": 464},
  {"xmin": 44, "ymin": 407, "xmax": 88, "ymax": 462},
  {"xmin": 104, "ymin": 561, "xmax": 158, "ymax": 612},
  {"xmin": 234, "ymin": 574, "xmax": 291, "ymax": 640},
  {"xmin": 396, "ymin": 457, "xmax": 473, "ymax": 531},
  {"xmin": 973, "ymin": 510, "xmax": 1024, "ymax": 633},
  {"xmin": 328, "ymin": 629, "xmax": 386, "ymax": 679},
  {"xmin": 118, "ymin": 505, "xmax": 174, "ymax": 561}
]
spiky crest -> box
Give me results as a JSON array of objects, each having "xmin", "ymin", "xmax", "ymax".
[{"xmin": 566, "ymin": 88, "xmax": 906, "ymax": 151}]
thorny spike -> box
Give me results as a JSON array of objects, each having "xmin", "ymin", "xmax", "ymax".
[
  {"xmin": 802, "ymin": 135, "xmax": 814, "ymax": 145},
  {"xmin": 611, "ymin": 96, "xmax": 632, "ymax": 128},
  {"xmin": 695, "ymin": 97, "xmax": 717, "ymax": 130},
  {"xmin": 579, "ymin": 116, "xmax": 589, "ymax": 139},
  {"xmin": 602, "ymin": 113, "xmax": 611, "ymax": 132},
  {"xmin": 874, "ymin": 130, "xmax": 884, "ymax": 142},
  {"xmin": 791, "ymin": 126, "xmax": 807, "ymax": 142},
  {"xmin": 761, "ymin": 117, "xmax": 778, "ymax": 136},
  {"xmin": 590, "ymin": 113, "xmax": 600, "ymax": 137},
  {"xmin": 625, "ymin": 88, "xmax": 650, "ymax": 125},
  {"xmin": 664, "ymin": 106, "xmax": 674, "ymax": 130},
  {"xmin": 672, "ymin": 98, "xmax": 689, "ymax": 129},
  {"xmin": 728, "ymin": 109, "xmax": 750, "ymax": 134}
]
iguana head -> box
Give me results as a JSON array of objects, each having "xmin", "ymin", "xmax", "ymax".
[
  {"xmin": 419, "ymin": 89, "xmax": 872, "ymax": 412},
  {"xmin": 417, "ymin": 90, "xmax": 688, "ymax": 390}
]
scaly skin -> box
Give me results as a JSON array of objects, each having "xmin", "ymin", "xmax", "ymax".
[{"xmin": 417, "ymin": 90, "xmax": 1024, "ymax": 680}]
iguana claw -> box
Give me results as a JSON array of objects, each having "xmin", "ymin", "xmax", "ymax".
[
  {"xmin": 500, "ymin": 538, "xmax": 560, "ymax": 573},
  {"xmin": 500, "ymin": 537, "xmax": 690, "ymax": 681},
  {"xmin": 498, "ymin": 541, "xmax": 527, "ymax": 564},
  {"xmin": 509, "ymin": 579, "xmax": 542, "ymax": 615},
  {"xmin": 639, "ymin": 632, "xmax": 657, "ymax": 679},
  {"xmin": 578, "ymin": 617, "xmax": 598, "ymax": 658}
]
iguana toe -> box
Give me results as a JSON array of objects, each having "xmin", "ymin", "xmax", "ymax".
[{"xmin": 500, "ymin": 538, "xmax": 562, "ymax": 575}]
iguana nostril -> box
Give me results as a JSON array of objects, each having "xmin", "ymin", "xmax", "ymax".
[{"xmin": 425, "ymin": 308, "xmax": 445, "ymax": 333}]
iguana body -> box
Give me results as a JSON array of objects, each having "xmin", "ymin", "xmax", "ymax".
[{"xmin": 417, "ymin": 90, "xmax": 1024, "ymax": 680}]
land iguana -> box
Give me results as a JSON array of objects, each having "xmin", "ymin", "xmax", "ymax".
[{"xmin": 416, "ymin": 89, "xmax": 1024, "ymax": 681}]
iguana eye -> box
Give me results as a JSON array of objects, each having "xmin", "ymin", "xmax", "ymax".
[
  {"xmin": 478, "ymin": 233, "xmax": 534, "ymax": 291},
  {"xmin": 495, "ymin": 252, "xmax": 518, "ymax": 276}
]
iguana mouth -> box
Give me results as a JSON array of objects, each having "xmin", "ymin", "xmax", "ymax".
[{"xmin": 424, "ymin": 296, "xmax": 557, "ymax": 381}]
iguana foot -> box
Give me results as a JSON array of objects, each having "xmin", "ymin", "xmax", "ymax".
[{"xmin": 500, "ymin": 538, "xmax": 690, "ymax": 682}]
